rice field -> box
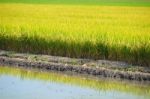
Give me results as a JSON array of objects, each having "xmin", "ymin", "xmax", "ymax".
[
  {"xmin": 0, "ymin": 0, "xmax": 150, "ymax": 6},
  {"xmin": 1, "ymin": 66, "xmax": 150, "ymax": 96},
  {"xmin": 0, "ymin": 0, "xmax": 150, "ymax": 66}
]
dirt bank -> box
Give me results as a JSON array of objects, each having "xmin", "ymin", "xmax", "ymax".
[{"xmin": 0, "ymin": 50, "xmax": 150, "ymax": 81}]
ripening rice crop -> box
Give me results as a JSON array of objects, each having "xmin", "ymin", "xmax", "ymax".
[{"xmin": 0, "ymin": 2, "xmax": 150, "ymax": 66}]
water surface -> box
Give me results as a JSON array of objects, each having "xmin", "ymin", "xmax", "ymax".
[{"xmin": 0, "ymin": 66, "xmax": 150, "ymax": 99}]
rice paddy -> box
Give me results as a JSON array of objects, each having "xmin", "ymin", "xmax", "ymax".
[
  {"xmin": 0, "ymin": 0, "xmax": 150, "ymax": 66},
  {"xmin": 1, "ymin": 66, "xmax": 150, "ymax": 99}
]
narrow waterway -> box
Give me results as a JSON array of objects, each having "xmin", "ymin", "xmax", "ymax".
[{"xmin": 0, "ymin": 66, "xmax": 149, "ymax": 99}]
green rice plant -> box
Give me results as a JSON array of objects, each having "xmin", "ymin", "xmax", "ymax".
[
  {"xmin": 0, "ymin": 4, "xmax": 150, "ymax": 66},
  {"xmin": 0, "ymin": 0, "xmax": 150, "ymax": 6}
]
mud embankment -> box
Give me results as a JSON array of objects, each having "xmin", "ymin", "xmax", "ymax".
[{"xmin": 0, "ymin": 50, "xmax": 150, "ymax": 81}]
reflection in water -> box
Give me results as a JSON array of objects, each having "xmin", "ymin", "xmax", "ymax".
[{"xmin": 0, "ymin": 66, "xmax": 150, "ymax": 99}]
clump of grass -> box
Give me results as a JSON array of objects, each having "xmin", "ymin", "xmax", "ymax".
[{"xmin": 0, "ymin": 4, "xmax": 150, "ymax": 66}]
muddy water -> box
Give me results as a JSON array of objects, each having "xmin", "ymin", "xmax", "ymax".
[{"xmin": 0, "ymin": 66, "xmax": 150, "ymax": 99}]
